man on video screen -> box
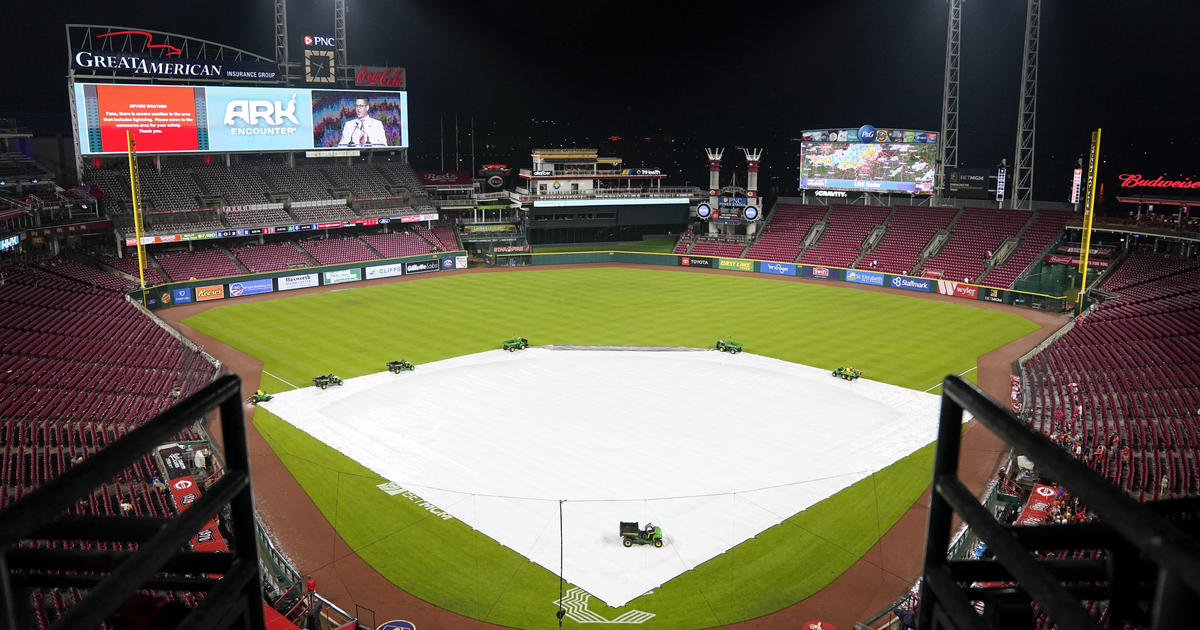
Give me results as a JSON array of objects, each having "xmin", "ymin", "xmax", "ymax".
[{"xmin": 338, "ymin": 97, "xmax": 387, "ymax": 146}]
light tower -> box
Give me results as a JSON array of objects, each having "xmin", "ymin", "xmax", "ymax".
[
  {"xmin": 704, "ymin": 148, "xmax": 723, "ymax": 235},
  {"xmin": 742, "ymin": 148, "xmax": 763, "ymax": 237}
]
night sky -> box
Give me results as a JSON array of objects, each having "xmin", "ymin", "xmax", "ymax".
[{"xmin": 2, "ymin": 0, "xmax": 1197, "ymax": 202}]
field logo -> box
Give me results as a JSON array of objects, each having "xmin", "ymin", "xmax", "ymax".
[
  {"xmin": 195, "ymin": 285, "xmax": 225, "ymax": 301},
  {"xmin": 377, "ymin": 621, "xmax": 417, "ymax": 630},
  {"xmin": 553, "ymin": 588, "xmax": 655, "ymax": 624}
]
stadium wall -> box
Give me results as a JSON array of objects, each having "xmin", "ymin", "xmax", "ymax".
[
  {"xmin": 493, "ymin": 250, "xmax": 1069, "ymax": 311},
  {"xmin": 136, "ymin": 250, "xmax": 467, "ymax": 309}
]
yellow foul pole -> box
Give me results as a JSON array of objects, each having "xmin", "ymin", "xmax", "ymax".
[
  {"xmin": 1078, "ymin": 128, "xmax": 1101, "ymax": 295},
  {"xmin": 126, "ymin": 131, "xmax": 148, "ymax": 304}
]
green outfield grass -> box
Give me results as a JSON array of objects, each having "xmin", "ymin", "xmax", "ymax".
[
  {"xmin": 186, "ymin": 267, "xmax": 1039, "ymax": 628},
  {"xmin": 533, "ymin": 237, "xmax": 678, "ymax": 254}
]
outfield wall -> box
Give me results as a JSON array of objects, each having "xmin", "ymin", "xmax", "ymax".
[
  {"xmin": 493, "ymin": 251, "xmax": 1069, "ymax": 311},
  {"xmin": 134, "ymin": 250, "xmax": 468, "ymax": 309}
]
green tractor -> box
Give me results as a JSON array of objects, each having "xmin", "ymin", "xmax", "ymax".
[
  {"xmin": 620, "ymin": 521, "xmax": 664, "ymax": 548},
  {"xmin": 246, "ymin": 390, "xmax": 273, "ymax": 405},
  {"xmin": 313, "ymin": 374, "xmax": 344, "ymax": 390},
  {"xmin": 832, "ymin": 366, "xmax": 863, "ymax": 381},
  {"xmin": 715, "ymin": 339, "xmax": 743, "ymax": 354},
  {"xmin": 387, "ymin": 360, "xmax": 415, "ymax": 373},
  {"xmin": 502, "ymin": 337, "xmax": 530, "ymax": 352}
]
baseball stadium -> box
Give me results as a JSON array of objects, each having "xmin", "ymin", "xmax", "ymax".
[{"xmin": 1, "ymin": 3, "xmax": 1198, "ymax": 630}]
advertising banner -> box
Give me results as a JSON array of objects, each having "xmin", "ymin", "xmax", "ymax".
[
  {"xmin": 887, "ymin": 275, "xmax": 931, "ymax": 292},
  {"xmin": 844, "ymin": 270, "xmax": 885, "ymax": 286},
  {"xmin": 757, "ymin": 261, "xmax": 797, "ymax": 276},
  {"xmin": 354, "ymin": 66, "xmax": 406, "ymax": 89},
  {"xmin": 801, "ymin": 265, "xmax": 838, "ymax": 280},
  {"xmin": 157, "ymin": 445, "xmax": 192, "ymax": 479},
  {"xmin": 718, "ymin": 258, "xmax": 754, "ymax": 272},
  {"xmin": 72, "ymin": 50, "xmax": 279, "ymax": 81},
  {"xmin": 1015, "ymin": 484, "xmax": 1058, "ymax": 525},
  {"xmin": 323, "ymin": 268, "xmax": 362, "ymax": 285},
  {"xmin": 936, "ymin": 280, "xmax": 979, "ymax": 299},
  {"xmin": 455, "ymin": 255, "xmax": 468, "ymax": 269},
  {"xmin": 171, "ymin": 287, "xmax": 194, "ymax": 304},
  {"xmin": 75, "ymin": 83, "xmax": 408, "ymax": 155},
  {"xmin": 1055, "ymin": 245, "xmax": 1113, "ymax": 257},
  {"xmin": 440, "ymin": 257, "xmax": 456, "ymax": 270},
  {"xmin": 166, "ymin": 476, "xmax": 230, "ymax": 553},
  {"xmin": 228, "ymin": 278, "xmax": 274, "ymax": 297},
  {"xmin": 195, "ymin": 285, "xmax": 225, "ymax": 301},
  {"xmin": 1045, "ymin": 255, "xmax": 1111, "ymax": 269},
  {"xmin": 946, "ymin": 167, "xmax": 990, "ymax": 199},
  {"xmin": 418, "ymin": 170, "xmax": 473, "ymax": 187},
  {"xmin": 398, "ymin": 213, "xmax": 439, "ymax": 223},
  {"xmin": 493, "ymin": 245, "xmax": 531, "ymax": 253},
  {"xmin": 278, "ymin": 272, "xmax": 319, "ymax": 291},
  {"xmin": 1010, "ymin": 375, "xmax": 1022, "ymax": 414},
  {"xmin": 365, "ymin": 263, "xmax": 405, "ymax": 279},
  {"xmin": 678, "ymin": 256, "xmax": 713, "ymax": 268},
  {"xmin": 464, "ymin": 224, "xmax": 516, "ymax": 233},
  {"xmin": 979, "ymin": 287, "xmax": 1006, "ymax": 303},
  {"xmin": 404, "ymin": 259, "xmax": 440, "ymax": 274}
]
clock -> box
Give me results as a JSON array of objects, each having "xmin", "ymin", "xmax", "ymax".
[{"xmin": 304, "ymin": 50, "xmax": 335, "ymax": 83}]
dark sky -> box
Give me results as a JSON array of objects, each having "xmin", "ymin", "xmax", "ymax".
[{"xmin": 3, "ymin": 0, "xmax": 1197, "ymax": 200}]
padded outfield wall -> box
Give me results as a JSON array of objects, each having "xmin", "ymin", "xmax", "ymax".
[{"xmin": 492, "ymin": 250, "xmax": 1069, "ymax": 311}]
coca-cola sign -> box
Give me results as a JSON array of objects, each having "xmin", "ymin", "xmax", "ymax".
[
  {"xmin": 1117, "ymin": 173, "xmax": 1200, "ymax": 189},
  {"xmin": 355, "ymin": 66, "xmax": 406, "ymax": 89}
]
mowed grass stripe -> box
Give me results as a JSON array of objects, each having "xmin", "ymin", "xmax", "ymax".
[{"xmin": 187, "ymin": 267, "xmax": 1037, "ymax": 629}]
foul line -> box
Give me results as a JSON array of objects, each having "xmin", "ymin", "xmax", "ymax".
[
  {"xmin": 924, "ymin": 366, "xmax": 977, "ymax": 393},
  {"xmin": 262, "ymin": 370, "xmax": 300, "ymax": 390}
]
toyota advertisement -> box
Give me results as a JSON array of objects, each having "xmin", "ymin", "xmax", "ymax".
[{"xmin": 74, "ymin": 83, "xmax": 408, "ymax": 155}]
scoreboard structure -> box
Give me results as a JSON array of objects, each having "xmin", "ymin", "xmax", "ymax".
[
  {"xmin": 797, "ymin": 125, "xmax": 938, "ymax": 202},
  {"xmin": 695, "ymin": 148, "xmax": 764, "ymax": 237}
]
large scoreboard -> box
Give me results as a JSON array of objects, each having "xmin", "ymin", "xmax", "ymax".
[
  {"xmin": 73, "ymin": 83, "xmax": 408, "ymax": 155},
  {"xmin": 799, "ymin": 126, "xmax": 937, "ymax": 195}
]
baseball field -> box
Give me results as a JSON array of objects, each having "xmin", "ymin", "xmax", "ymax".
[{"xmin": 184, "ymin": 266, "xmax": 1040, "ymax": 629}]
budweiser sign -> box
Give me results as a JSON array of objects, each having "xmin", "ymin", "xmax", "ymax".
[
  {"xmin": 1117, "ymin": 173, "xmax": 1200, "ymax": 190},
  {"xmin": 355, "ymin": 66, "xmax": 406, "ymax": 89}
]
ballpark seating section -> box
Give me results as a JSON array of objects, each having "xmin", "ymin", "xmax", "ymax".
[
  {"xmin": 261, "ymin": 166, "xmax": 333, "ymax": 201},
  {"xmin": 916, "ymin": 207, "xmax": 1031, "ymax": 283},
  {"xmin": 414, "ymin": 225, "xmax": 460, "ymax": 251},
  {"xmin": 101, "ymin": 254, "xmax": 165, "ymax": 286},
  {"xmin": 155, "ymin": 248, "xmax": 244, "ymax": 282},
  {"xmin": 288, "ymin": 203, "xmax": 357, "ymax": 224},
  {"xmin": 799, "ymin": 205, "xmax": 891, "ymax": 268},
  {"xmin": 985, "ymin": 209, "xmax": 1074, "ymax": 287},
  {"xmin": 297, "ymin": 236, "xmax": 380, "ymax": 265},
  {"xmin": 222, "ymin": 204, "xmax": 294, "ymax": 228},
  {"xmin": 745, "ymin": 204, "xmax": 827, "ymax": 262},
  {"xmin": 231, "ymin": 242, "xmax": 313, "ymax": 273},
  {"xmin": 866, "ymin": 205, "xmax": 957, "ymax": 275},
  {"xmin": 0, "ymin": 262, "xmax": 215, "ymax": 628},
  {"xmin": 1023, "ymin": 252, "xmax": 1200, "ymax": 500},
  {"xmin": 193, "ymin": 165, "xmax": 272, "ymax": 205},
  {"xmin": 360, "ymin": 231, "xmax": 438, "ymax": 258},
  {"xmin": 688, "ymin": 238, "xmax": 745, "ymax": 258},
  {"xmin": 322, "ymin": 164, "xmax": 395, "ymax": 198},
  {"xmin": 672, "ymin": 235, "xmax": 693, "ymax": 254}
]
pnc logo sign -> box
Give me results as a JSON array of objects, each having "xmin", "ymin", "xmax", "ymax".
[{"xmin": 304, "ymin": 35, "xmax": 335, "ymax": 48}]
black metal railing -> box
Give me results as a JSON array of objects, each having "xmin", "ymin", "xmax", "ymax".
[
  {"xmin": 0, "ymin": 374, "xmax": 264, "ymax": 630},
  {"xmin": 917, "ymin": 375, "xmax": 1200, "ymax": 630}
]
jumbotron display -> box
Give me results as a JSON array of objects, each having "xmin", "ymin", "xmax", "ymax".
[
  {"xmin": 799, "ymin": 126, "xmax": 937, "ymax": 194},
  {"xmin": 73, "ymin": 83, "xmax": 408, "ymax": 155}
]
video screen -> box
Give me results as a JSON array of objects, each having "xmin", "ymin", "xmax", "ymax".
[
  {"xmin": 74, "ymin": 83, "xmax": 408, "ymax": 155},
  {"xmin": 312, "ymin": 91, "xmax": 405, "ymax": 148},
  {"xmin": 799, "ymin": 142, "xmax": 937, "ymax": 194}
]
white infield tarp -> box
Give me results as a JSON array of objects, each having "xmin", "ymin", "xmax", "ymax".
[{"xmin": 262, "ymin": 348, "xmax": 944, "ymax": 607}]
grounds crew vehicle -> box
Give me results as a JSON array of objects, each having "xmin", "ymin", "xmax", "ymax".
[
  {"xmin": 833, "ymin": 366, "xmax": 863, "ymax": 381},
  {"xmin": 247, "ymin": 390, "xmax": 273, "ymax": 405},
  {"xmin": 715, "ymin": 339, "xmax": 742, "ymax": 354},
  {"xmin": 620, "ymin": 521, "xmax": 664, "ymax": 548},
  {"xmin": 387, "ymin": 360, "xmax": 415, "ymax": 373},
  {"xmin": 313, "ymin": 374, "xmax": 344, "ymax": 389},
  {"xmin": 502, "ymin": 337, "xmax": 530, "ymax": 351}
]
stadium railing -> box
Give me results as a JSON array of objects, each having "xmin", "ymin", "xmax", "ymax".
[
  {"xmin": 916, "ymin": 375, "xmax": 1200, "ymax": 629},
  {"xmin": 0, "ymin": 374, "xmax": 264, "ymax": 630}
]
